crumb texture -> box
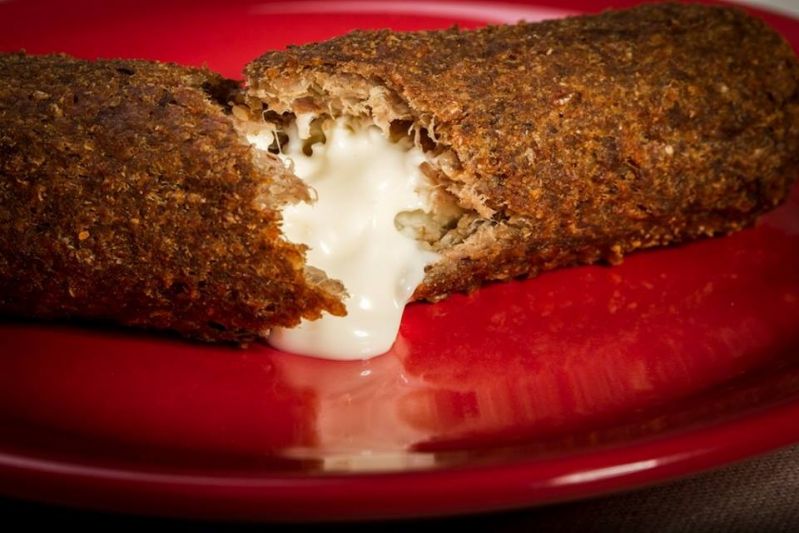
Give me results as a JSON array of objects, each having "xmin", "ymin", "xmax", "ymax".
[
  {"xmin": 0, "ymin": 53, "xmax": 344, "ymax": 342},
  {"xmin": 247, "ymin": 3, "xmax": 799, "ymax": 299}
]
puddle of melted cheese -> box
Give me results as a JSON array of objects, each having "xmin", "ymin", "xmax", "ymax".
[{"xmin": 247, "ymin": 117, "xmax": 439, "ymax": 360}]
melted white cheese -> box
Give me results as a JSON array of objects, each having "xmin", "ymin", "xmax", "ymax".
[{"xmin": 248, "ymin": 118, "xmax": 438, "ymax": 360}]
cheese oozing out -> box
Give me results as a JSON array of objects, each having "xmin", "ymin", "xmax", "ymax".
[{"xmin": 248, "ymin": 116, "xmax": 439, "ymax": 360}]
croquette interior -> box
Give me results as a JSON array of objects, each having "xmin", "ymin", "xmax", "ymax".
[{"xmin": 232, "ymin": 74, "xmax": 494, "ymax": 302}]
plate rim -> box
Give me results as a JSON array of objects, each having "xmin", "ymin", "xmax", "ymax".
[{"xmin": 1, "ymin": 397, "xmax": 798, "ymax": 520}]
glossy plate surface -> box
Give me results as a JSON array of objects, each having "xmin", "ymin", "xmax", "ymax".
[{"xmin": 1, "ymin": 0, "xmax": 799, "ymax": 522}]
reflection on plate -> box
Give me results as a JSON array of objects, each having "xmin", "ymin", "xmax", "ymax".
[{"xmin": 1, "ymin": 0, "xmax": 799, "ymax": 522}]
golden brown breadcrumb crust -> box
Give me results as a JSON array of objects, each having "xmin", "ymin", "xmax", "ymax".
[
  {"xmin": 2, "ymin": 3, "xmax": 798, "ymax": 345},
  {"xmin": 247, "ymin": 3, "xmax": 799, "ymax": 300},
  {"xmin": 0, "ymin": 53, "xmax": 344, "ymax": 342}
]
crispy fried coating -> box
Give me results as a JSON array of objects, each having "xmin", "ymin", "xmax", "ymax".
[
  {"xmin": 2, "ymin": 3, "xmax": 798, "ymax": 345},
  {"xmin": 0, "ymin": 53, "xmax": 344, "ymax": 342},
  {"xmin": 246, "ymin": 3, "xmax": 799, "ymax": 300}
]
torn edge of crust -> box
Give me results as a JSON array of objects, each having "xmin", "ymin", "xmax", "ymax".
[
  {"xmin": 237, "ymin": 71, "xmax": 491, "ymax": 302},
  {"xmin": 224, "ymin": 84, "xmax": 350, "ymax": 323}
]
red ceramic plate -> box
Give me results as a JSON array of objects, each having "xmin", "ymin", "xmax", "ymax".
[{"xmin": 1, "ymin": 0, "xmax": 798, "ymax": 522}]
